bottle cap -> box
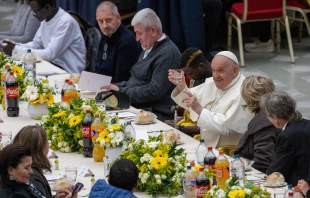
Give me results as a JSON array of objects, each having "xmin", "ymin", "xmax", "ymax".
[
  {"xmin": 27, "ymin": 49, "xmax": 31, "ymax": 53},
  {"xmin": 94, "ymin": 113, "xmax": 99, "ymax": 118},
  {"xmin": 127, "ymin": 121, "xmax": 131, "ymax": 125},
  {"xmin": 7, "ymin": 68, "xmax": 11, "ymax": 72},
  {"xmin": 294, "ymin": 186, "xmax": 299, "ymax": 190},
  {"xmin": 91, "ymin": 174, "xmax": 94, "ymax": 177},
  {"xmin": 190, "ymin": 161, "xmax": 195, "ymax": 167},
  {"xmin": 288, "ymin": 184, "xmax": 293, "ymax": 189},
  {"xmin": 199, "ymin": 167, "xmax": 204, "ymax": 171},
  {"xmin": 55, "ymin": 156, "xmax": 58, "ymax": 158},
  {"xmin": 187, "ymin": 166, "xmax": 191, "ymax": 170},
  {"xmin": 5, "ymin": 64, "xmax": 10, "ymax": 69},
  {"xmin": 68, "ymin": 81, "xmax": 73, "ymax": 85},
  {"xmin": 65, "ymin": 79, "xmax": 70, "ymax": 83},
  {"xmin": 208, "ymin": 146, "xmax": 212, "ymax": 150},
  {"xmin": 219, "ymin": 150, "xmax": 224, "ymax": 155},
  {"xmin": 200, "ymin": 139, "xmax": 204, "ymax": 143},
  {"xmin": 10, "ymin": 71, "xmax": 13, "ymax": 75},
  {"xmin": 85, "ymin": 110, "xmax": 91, "ymax": 113},
  {"xmin": 234, "ymin": 154, "xmax": 240, "ymax": 158}
]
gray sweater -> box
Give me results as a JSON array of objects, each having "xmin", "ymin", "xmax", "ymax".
[
  {"xmin": 116, "ymin": 37, "xmax": 181, "ymax": 121},
  {"xmin": 0, "ymin": 2, "xmax": 40, "ymax": 43}
]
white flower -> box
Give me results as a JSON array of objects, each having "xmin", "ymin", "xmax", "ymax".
[
  {"xmin": 105, "ymin": 143, "xmax": 111, "ymax": 148},
  {"xmin": 108, "ymin": 133, "xmax": 116, "ymax": 139},
  {"xmin": 209, "ymin": 189, "xmax": 215, "ymax": 195},
  {"xmin": 60, "ymin": 148, "xmax": 65, "ymax": 152},
  {"xmin": 78, "ymin": 140, "xmax": 83, "ymax": 146},
  {"xmin": 41, "ymin": 115, "xmax": 48, "ymax": 122},
  {"xmin": 114, "ymin": 132, "xmax": 123, "ymax": 144},
  {"xmin": 245, "ymin": 188, "xmax": 252, "ymax": 195},
  {"xmin": 25, "ymin": 86, "xmax": 38, "ymax": 101},
  {"xmin": 141, "ymin": 177, "xmax": 146, "ymax": 184},
  {"xmin": 60, "ymin": 102, "xmax": 70, "ymax": 109},
  {"xmin": 216, "ymin": 189, "xmax": 226, "ymax": 198},
  {"xmin": 64, "ymin": 146, "xmax": 71, "ymax": 153},
  {"xmin": 231, "ymin": 186, "xmax": 242, "ymax": 190},
  {"xmin": 147, "ymin": 165, "xmax": 153, "ymax": 170},
  {"xmin": 111, "ymin": 143, "xmax": 116, "ymax": 148},
  {"xmin": 100, "ymin": 140, "xmax": 106, "ymax": 147},
  {"xmin": 42, "ymin": 84, "xmax": 49, "ymax": 89},
  {"xmin": 110, "ymin": 139, "xmax": 116, "ymax": 144},
  {"xmin": 139, "ymin": 172, "xmax": 143, "ymax": 178},
  {"xmin": 57, "ymin": 142, "xmax": 63, "ymax": 148},
  {"xmin": 161, "ymin": 175, "xmax": 167, "ymax": 180},
  {"xmin": 143, "ymin": 173, "xmax": 149, "ymax": 179},
  {"xmin": 156, "ymin": 179, "xmax": 161, "ymax": 184},
  {"xmin": 52, "ymin": 125, "xmax": 58, "ymax": 132},
  {"xmin": 155, "ymin": 175, "xmax": 161, "ymax": 179},
  {"xmin": 63, "ymin": 141, "xmax": 68, "ymax": 147},
  {"xmin": 140, "ymin": 157, "xmax": 145, "ymax": 163},
  {"xmin": 128, "ymin": 144, "xmax": 133, "ymax": 150},
  {"xmin": 68, "ymin": 113, "xmax": 74, "ymax": 119},
  {"xmin": 177, "ymin": 164, "xmax": 183, "ymax": 170}
]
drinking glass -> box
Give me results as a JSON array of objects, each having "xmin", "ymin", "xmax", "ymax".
[
  {"xmin": 54, "ymin": 79, "xmax": 64, "ymax": 94},
  {"xmin": 173, "ymin": 70, "xmax": 182, "ymax": 85},
  {"xmin": 70, "ymin": 73, "xmax": 80, "ymax": 85},
  {"xmin": 0, "ymin": 131, "xmax": 12, "ymax": 150},
  {"xmin": 185, "ymin": 147, "xmax": 197, "ymax": 163},
  {"xmin": 65, "ymin": 166, "xmax": 78, "ymax": 182}
]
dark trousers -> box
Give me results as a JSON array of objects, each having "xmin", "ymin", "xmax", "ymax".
[{"xmin": 202, "ymin": 0, "xmax": 223, "ymax": 53}]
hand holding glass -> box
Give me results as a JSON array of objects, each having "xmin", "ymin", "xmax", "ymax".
[{"xmin": 172, "ymin": 70, "xmax": 182, "ymax": 85}]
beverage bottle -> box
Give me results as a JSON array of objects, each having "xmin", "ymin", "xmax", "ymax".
[
  {"xmin": 91, "ymin": 174, "xmax": 96, "ymax": 187},
  {"xmin": 288, "ymin": 192, "xmax": 294, "ymax": 198},
  {"xmin": 61, "ymin": 79, "xmax": 70, "ymax": 102},
  {"xmin": 190, "ymin": 161, "xmax": 199, "ymax": 178},
  {"xmin": 6, "ymin": 71, "xmax": 19, "ymax": 117},
  {"xmin": 293, "ymin": 186, "xmax": 304, "ymax": 198},
  {"xmin": 23, "ymin": 49, "xmax": 36, "ymax": 85},
  {"xmin": 215, "ymin": 150, "xmax": 230, "ymax": 189},
  {"xmin": 63, "ymin": 81, "xmax": 78, "ymax": 103},
  {"xmin": 104, "ymin": 155, "xmax": 111, "ymax": 178},
  {"xmin": 91, "ymin": 113, "xmax": 104, "ymax": 142},
  {"xmin": 204, "ymin": 146, "xmax": 217, "ymax": 186},
  {"xmin": 1, "ymin": 65, "xmax": 11, "ymax": 110},
  {"xmin": 54, "ymin": 156, "xmax": 59, "ymax": 170},
  {"xmin": 124, "ymin": 121, "xmax": 136, "ymax": 138},
  {"xmin": 284, "ymin": 185, "xmax": 294, "ymax": 198},
  {"xmin": 195, "ymin": 167, "xmax": 210, "ymax": 198},
  {"xmin": 196, "ymin": 139, "xmax": 207, "ymax": 166},
  {"xmin": 183, "ymin": 165, "xmax": 196, "ymax": 198},
  {"xmin": 230, "ymin": 154, "xmax": 245, "ymax": 186},
  {"xmin": 82, "ymin": 110, "xmax": 93, "ymax": 157}
]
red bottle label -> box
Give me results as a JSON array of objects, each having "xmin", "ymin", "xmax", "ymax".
[
  {"xmin": 196, "ymin": 185, "xmax": 209, "ymax": 198},
  {"xmin": 6, "ymin": 87, "xmax": 19, "ymax": 98},
  {"xmin": 82, "ymin": 126, "xmax": 91, "ymax": 138}
]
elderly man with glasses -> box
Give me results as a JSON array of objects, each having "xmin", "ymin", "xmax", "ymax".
[
  {"xmin": 94, "ymin": 1, "xmax": 141, "ymax": 83},
  {"xmin": 3, "ymin": 0, "xmax": 86, "ymax": 74}
]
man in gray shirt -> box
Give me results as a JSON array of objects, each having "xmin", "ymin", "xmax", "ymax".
[{"xmin": 102, "ymin": 8, "xmax": 181, "ymax": 121}]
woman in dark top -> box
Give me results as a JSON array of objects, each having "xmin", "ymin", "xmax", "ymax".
[
  {"xmin": 0, "ymin": 144, "xmax": 45, "ymax": 198},
  {"xmin": 13, "ymin": 125, "xmax": 72, "ymax": 198},
  {"xmin": 235, "ymin": 76, "xmax": 279, "ymax": 173}
]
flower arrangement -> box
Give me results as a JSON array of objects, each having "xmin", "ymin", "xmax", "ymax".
[
  {"xmin": 205, "ymin": 176, "xmax": 270, "ymax": 198},
  {"xmin": 0, "ymin": 52, "xmax": 31, "ymax": 100},
  {"xmin": 42, "ymin": 98, "xmax": 107, "ymax": 153},
  {"xmin": 95, "ymin": 123, "xmax": 126, "ymax": 149},
  {"xmin": 22, "ymin": 78, "xmax": 55, "ymax": 106},
  {"xmin": 121, "ymin": 134, "xmax": 187, "ymax": 197}
]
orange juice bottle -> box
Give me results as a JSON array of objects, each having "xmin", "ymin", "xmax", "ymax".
[
  {"xmin": 63, "ymin": 81, "xmax": 78, "ymax": 103},
  {"xmin": 91, "ymin": 113, "xmax": 104, "ymax": 142},
  {"xmin": 215, "ymin": 150, "xmax": 230, "ymax": 189},
  {"xmin": 1, "ymin": 65, "xmax": 11, "ymax": 110}
]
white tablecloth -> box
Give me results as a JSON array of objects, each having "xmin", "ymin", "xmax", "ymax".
[{"xmin": 0, "ymin": 60, "xmax": 287, "ymax": 197}]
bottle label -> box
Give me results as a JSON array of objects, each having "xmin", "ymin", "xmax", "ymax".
[
  {"xmin": 216, "ymin": 167, "xmax": 230, "ymax": 178},
  {"xmin": 196, "ymin": 185, "xmax": 208, "ymax": 198},
  {"xmin": 183, "ymin": 180, "xmax": 195, "ymax": 191},
  {"xmin": 6, "ymin": 87, "xmax": 19, "ymax": 98},
  {"xmin": 55, "ymin": 162, "xmax": 59, "ymax": 170},
  {"xmin": 82, "ymin": 126, "xmax": 91, "ymax": 138}
]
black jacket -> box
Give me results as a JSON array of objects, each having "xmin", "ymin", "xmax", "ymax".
[
  {"xmin": 235, "ymin": 111, "xmax": 279, "ymax": 173},
  {"xmin": 0, "ymin": 181, "xmax": 33, "ymax": 198},
  {"xmin": 31, "ymin": 168, "xmax": 52, "ymax": 198},
  {"xmin": 267, "ymin": 119, "xmax": 310, "ymax": 186}
]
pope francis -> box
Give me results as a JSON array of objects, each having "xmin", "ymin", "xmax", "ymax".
[{"xmin": 169, "ymin": 51, "xmax": 254, "ymax": 148}]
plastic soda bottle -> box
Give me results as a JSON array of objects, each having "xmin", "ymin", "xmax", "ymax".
[
  {"xmin": 63, "ymin": 80, "xmax": 78, "ymax": 103},
  {"xmin": 215, "ymin": 150, "xmax": 230, "ymax": 189},
  {"xmin": 1, "ymin": 65, "xmax": 10, "ymax": 110},
  {"xmin": 183, "ymin": 165, "xmax": 196, "ymax": 198},
  {"xmin": 82, "ymin": 110, "xmax": 93, "ymax": 157},
  {"xmin": 195, "ymin": 167, "xmax": 210, "ymax": 198},
  {"xmin": 23, "ymin": 49, "xmax": 37, "ymax": 85},
  {"xmin": 284, "ymin": 185, "xmax": 294, "ymax": 198},
  {"xmin": 6, "ymin": 71, "xmax": 19, "ymax": 117},
  {"xmin": 230, "ymin": 154, "xmax": 245, "ymax": 186},
  {"xmin": 91, "ymin": 113, "xmax": 104, "ymax": 142},
  {"xmin": 196, "ymin": 139, "xmax": 207, "ymax": 166},
  {"xmin": 61, "ymin": 79, "xmax": 70, "ymax": 102}
]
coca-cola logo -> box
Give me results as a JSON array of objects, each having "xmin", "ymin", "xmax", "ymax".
[
  {"xmin": 82, "ymin": 126, "xmax": 91, "ymax": 138},
  {"xmin": 196, "ymin": 186, "xmax": 208, "ymax": 194},
  {"xmin": 6, "ymin": 87, "xmax": 19, "ymax": 98}
]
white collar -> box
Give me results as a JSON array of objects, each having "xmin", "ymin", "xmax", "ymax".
[
  {"xmin": 143, "ymin": 34, "xmax": 166, "ymax": 59},
  {"xmin": 282, "ymin": 122, "xmax": 288, "ymax": 131}
]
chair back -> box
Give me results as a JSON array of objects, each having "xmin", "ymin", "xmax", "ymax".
[{"xmin": 243, "ymin": 0, "xmax": 286, "ymax": 21}]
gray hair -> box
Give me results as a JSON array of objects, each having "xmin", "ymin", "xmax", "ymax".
[
  {"xmin": 131, "ymin": 8, "xmax": 162, "ymax": 32},
  {"xmin": 96, "ymin": 1, "xmax": 118, "ymax": 16},
  {"xmin": 260, "ymin": 91, "xmax": 302, "ymax": 122}
]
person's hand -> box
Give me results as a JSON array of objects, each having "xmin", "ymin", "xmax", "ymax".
[
  {"xmin": 3, "ymin": 40, "xmax": 16, "ymax": 56},
  {"xmin": 182, "ymin": 90, "xmax": 203, "ymax": 115},
  {"xmin": 55, "ymin": 188, "xmax": 73, "ymax": 198},
  {"xmin": 298, "ymin": 179, "xmax": 310, "ymax": 195},
  {"xmin": 100, "ymin": 84, "xmax": 119, "ymax": 91},
  {"xmin": 168, "ymin": 69, "xmax": 186, "ymax": 92}
]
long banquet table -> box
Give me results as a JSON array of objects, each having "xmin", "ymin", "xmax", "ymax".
[{"xmin": 0, "ymin": 60, "xmax": 288, "ymax": 197}]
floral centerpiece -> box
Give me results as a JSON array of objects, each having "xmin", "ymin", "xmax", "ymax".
[
  {"xmin": 94, "ymin": 123, "xmax": 126, "ymax": 149},
  {"xmin": 205, "ymin": 176, "xmax": 270, "ymax": 198},
  {"xmin": 42, "ymin": 98, "xmax": 107, "ymax": 153},
  {"xmin": 120, "ymin": 134, "xmax": 187, "ymax": 197}
]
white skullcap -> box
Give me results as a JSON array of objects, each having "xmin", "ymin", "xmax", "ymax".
[{"xmin": 215, "ymin": 51, "xmax": 239, "ymax": 66}]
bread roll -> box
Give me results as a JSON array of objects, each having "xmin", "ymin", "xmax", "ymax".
[
  {"xmin": 267, "ymin": 172, "xmax": 285, "ymax": 186},
  {"xmin": 136, "ymin": 110, "xmax": 154, "ymax": 123},
  {"xmin": 165, "ymin": 129, "xmax": 180, "ymax": 143},
  {"xmin": 54, "ymin": 178, "xmax": 73, "ymax": 190}
]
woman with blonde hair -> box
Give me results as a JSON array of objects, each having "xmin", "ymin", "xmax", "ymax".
[
  {"xmin": 234, "ymin": 76, "xmax": 279, "ymax": 173},
  {"xmin": 13, "ymin": 125, "xmax": 73, "ymax": 198}
]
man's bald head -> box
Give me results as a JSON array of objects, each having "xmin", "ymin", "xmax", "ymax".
[
  {"xmin": 211, "ymin": 53, "xmax": 239, "ymax": 90},
  {"xmin": 96, "ymin": 1, "xmax": 118, "ymax": 16}
]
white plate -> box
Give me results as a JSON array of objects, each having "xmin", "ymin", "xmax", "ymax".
[
  {"xmin": 134, "ymin": 120, "xmax": 156, "ymax": 125},
  {"xmin": 262, "ymin": 182, "xmax": 287, "ymax": 188}
]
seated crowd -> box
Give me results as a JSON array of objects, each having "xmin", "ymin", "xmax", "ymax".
[{"xmin": 1, "ymin": 0, "xmax": 310, "ymax": 198}]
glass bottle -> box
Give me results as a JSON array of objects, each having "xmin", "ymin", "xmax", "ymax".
[{"xmin": 54, "ymin": 156, "xmax": 59, "ymax": 170}]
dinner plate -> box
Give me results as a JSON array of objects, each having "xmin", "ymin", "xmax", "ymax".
[
  {"xmin": 134, "ymin": 120, "xmax": 156, "ymax": 125},
  {"xmin": 262, "ymin": 182, "xmax": 287, "ymax": 188}
]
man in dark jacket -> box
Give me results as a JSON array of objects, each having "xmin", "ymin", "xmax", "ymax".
[
  {"xmin": 95, "ymin": 1, "xmax": 141, "ymax": 83},
  {"xmin": 89, "ymin": 159, "xmax": 138, "ymax": 198},
  {"xmin": 261, "ymin": 91, "xmax": 310, "ymax": 186},
  {"xmin": 102, "ymin": 8, "xmax": 181, "ymax": 121}
]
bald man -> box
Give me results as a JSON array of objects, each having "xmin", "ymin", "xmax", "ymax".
[
  {"xmin": 95, "ymin": 1, "xmax": 141, "ymax": 83},
  {"xmin": 169, "ymin": 51, "xmax": 254, "ymax": 148}
]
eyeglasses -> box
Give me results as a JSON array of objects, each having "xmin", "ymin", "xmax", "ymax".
[
  {"xmin": 102, "ymin": 43, "xmax": 108, "ymax": 60},
  {"xmin": 31, "ymin": 6, "xmax": 44, "ymax": 17}
]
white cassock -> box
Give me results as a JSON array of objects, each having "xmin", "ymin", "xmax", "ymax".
[{"xmin": 172, "ymin": 73, "xmax": 254, "ymax": 148}]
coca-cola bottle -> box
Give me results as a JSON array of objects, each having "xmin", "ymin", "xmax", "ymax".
[
  {"xmin": 196, "ymin": 167, "xmax": 210, "ymax": 198},
  {"xmin": 6, "ymin": 71, "xmax": 19, "ymax": 117},
  {"xmin": 204, "ymin": 146, "xmax": 217, "ymax": 186},
  {"xmin": 82, "ymin": 109, "xmax": 93, "ymax": 157}
]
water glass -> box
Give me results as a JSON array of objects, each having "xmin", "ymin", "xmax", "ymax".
[
  {"xmin": 65, "ymin": 166, "xmax": 77, "ymax": 182},
  {"xmin": 185, "ymin": 147, "xmax": 197, "ymax": 163},
  {"xmin": 0, "ymin": 131, "xmax": 12, "ymax": 150},
  {"xmin": 54, "ymin": 79, "xmax": 64, "ymax": 94},
  {"xmin": 173, "ymin": 70, "xmax": 182, "ymax": 85}
]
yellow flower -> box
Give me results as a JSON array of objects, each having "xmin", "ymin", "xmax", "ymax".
[
  {"xmin": 69, "ymin": 115, "xmax": 82, "ymax": 127},
  {"xmin": 29, "ymin": 94, "xmax": 43, "ymax": 105},
  {"xmin": 228, "ymin": 190, "xmax": 246, "ymax": 198},
  {"xmin": 153, "ymin": 150, "xmax": 168, "ymax": 158},
  {"xmin": 42, "ymin": 78, "xmax": 49, "ymax": 84},
  {"xmin": 112, "ymin": 124, "xmax": 121, "ymax": 131},
  {"xmin": 44, "ymin": 92, "xmax": 54, "ymax": 105},
  {"xmin": 151, "ymin": 157, "xmax": 168, "ymax": 170},
  {"xmin": 12, "ymin": 65, "xmax": 24, "ymax": 77},
  {"xmin": 53, "ymin": 111, "xmax": 66, "ymax": 118},
  {"xmin": 98, "ymin": 129, "xmax": 111, "ymax": 143}
]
